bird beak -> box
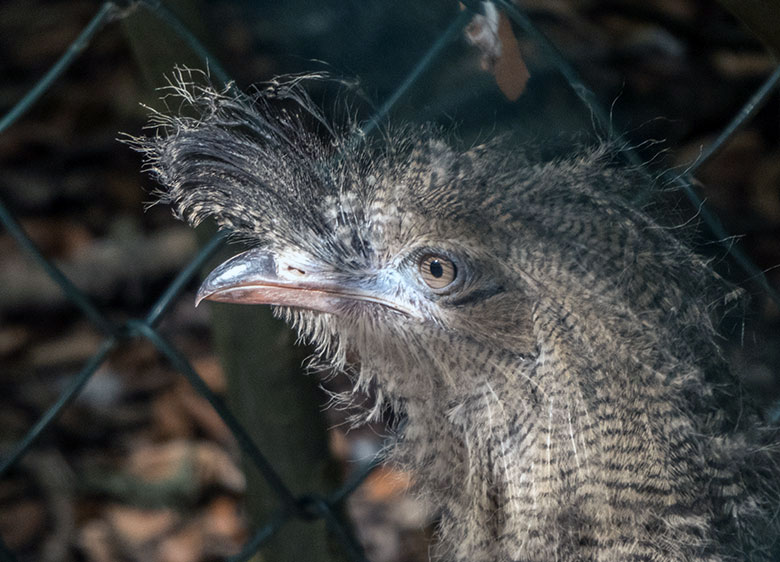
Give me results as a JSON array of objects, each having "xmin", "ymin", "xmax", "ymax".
[{"xmin": 196, "ymin": 248, "xmax": 419, "ymax": 318}]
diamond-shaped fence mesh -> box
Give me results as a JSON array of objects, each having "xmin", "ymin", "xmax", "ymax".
[{"xmin": 1, "ymin": 1, "xmax": 779, "ymax": 561}]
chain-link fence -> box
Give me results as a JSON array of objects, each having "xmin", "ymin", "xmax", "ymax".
[{"xmin": 1, "ymin": 1, "xmax": 779, "ymax": 561}]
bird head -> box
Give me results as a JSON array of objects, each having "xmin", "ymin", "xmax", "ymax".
[{"xmin": 135, "ymin": 73, "xmax": 731, "ymax": 419}]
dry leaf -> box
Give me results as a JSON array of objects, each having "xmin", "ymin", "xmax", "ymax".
[
  {"xmin": 157, "ymin": 520, "xmax": 204, "ymax": 562},
  {"xmin": 78, "ymin": 520, "xmax": 116, "ymax": 562},
  {"xmin": 361, "ymin": 466, "xmax": 413, "ymax": 502},
  {"xmin": 126, "ymin": 440, "xmax": 245, "ymax": 493},
  {"xmin": 106, "ymin": 504, "xmax": 180, "ymax": 549},
  {"xmin": 465, "ymin": 1, "xmax": 530, "ymax": 101},
  {"xmin": 202, "ymin": 496, "xmax": 244, "ymax": 540},
  {"xmin": 494, "ymin": 11, "xmax": 530, "ymax": 101}
]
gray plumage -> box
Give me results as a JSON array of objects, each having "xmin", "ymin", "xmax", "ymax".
[{"xmin": 133, "ymin": 74, "xmax": 780, "ymax": 561}]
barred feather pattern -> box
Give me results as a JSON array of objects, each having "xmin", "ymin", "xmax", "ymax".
[{"xmin": 130, "ymin": 71, "xmax": 780, "ymax": 561}]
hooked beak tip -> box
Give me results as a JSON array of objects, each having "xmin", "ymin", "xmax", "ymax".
[
  {"xmin": 194, "ymin": 248, "xmax": 278, "ymax": 307},
  {"xmin": 194, "ymin": 291, "xmax": 208, "ymax": 307}
]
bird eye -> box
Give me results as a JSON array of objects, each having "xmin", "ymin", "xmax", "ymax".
[{"xmin": 419, "ymin": 255, "xmax": 457, "ymax": 289}]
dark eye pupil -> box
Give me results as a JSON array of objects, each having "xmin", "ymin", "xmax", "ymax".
[{"xmin": 429, "ymin": 260, "xmax": 443, "ymax": 278}]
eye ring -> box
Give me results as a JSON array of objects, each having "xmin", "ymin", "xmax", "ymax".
[{"xmin": 419, "ymin": 254, "xmax": 457, "ymax": 290}]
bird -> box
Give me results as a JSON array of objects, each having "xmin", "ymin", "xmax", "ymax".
[{"xmin": 134, "ymin": 73, "xmax": 780, "ymax": 561}]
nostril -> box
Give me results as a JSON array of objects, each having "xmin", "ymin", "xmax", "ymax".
[{"xmin": 286, "ymin": 265, "xmax": 306, "ymax": 276}]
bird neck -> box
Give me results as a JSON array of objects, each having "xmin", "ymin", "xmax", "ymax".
[{"xmin": 393, "ymin": 334, "xmax": 758, "ymax": 561}]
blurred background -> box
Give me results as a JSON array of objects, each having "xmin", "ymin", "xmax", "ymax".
[{"xmin": 1, "ymin": 1, "xmax": 779, "ymax": 561}]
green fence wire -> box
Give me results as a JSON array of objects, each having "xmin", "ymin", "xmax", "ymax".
[{"xmin": 1, "ymin": 1, "xmax": 779, "ymax": 561}]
